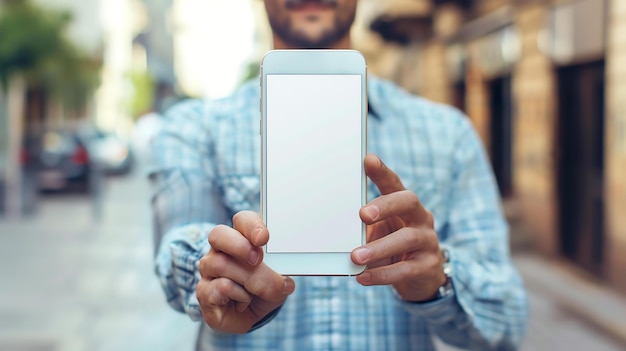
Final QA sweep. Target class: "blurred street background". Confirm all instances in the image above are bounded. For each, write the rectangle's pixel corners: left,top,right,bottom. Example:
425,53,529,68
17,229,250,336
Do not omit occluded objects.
1,0,626,350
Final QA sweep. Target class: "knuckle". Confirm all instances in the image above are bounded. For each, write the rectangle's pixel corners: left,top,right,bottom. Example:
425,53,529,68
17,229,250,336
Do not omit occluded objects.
208,225,227,246
214,277,234,296
196,281,228,330
209,252,229,277
402,262,418,280
233,211,252,227
374,268,389,284
423,228,439,248
406,191,420,207
249,280,273,299
392,173,403,186
209,279,230,302
377,241,390,259
208,232,218,248
402,228,420,248
196,279,210,305
429,250,443,269
232,211,243,225
198,255,210,275
391,263,414,284
248,275,281,300
424,210,435,228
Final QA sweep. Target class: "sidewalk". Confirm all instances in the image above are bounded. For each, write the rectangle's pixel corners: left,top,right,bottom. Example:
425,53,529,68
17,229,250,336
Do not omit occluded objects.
0,171,198,351
504,198,626,348
434,252,626,351
2,172,625,350
514,253,626,347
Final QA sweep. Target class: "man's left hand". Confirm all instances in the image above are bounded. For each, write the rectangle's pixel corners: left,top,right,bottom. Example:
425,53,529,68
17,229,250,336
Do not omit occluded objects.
351,154,447,302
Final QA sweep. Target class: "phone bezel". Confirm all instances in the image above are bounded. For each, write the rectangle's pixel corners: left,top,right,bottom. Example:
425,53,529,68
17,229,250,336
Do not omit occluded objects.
260,50,368,276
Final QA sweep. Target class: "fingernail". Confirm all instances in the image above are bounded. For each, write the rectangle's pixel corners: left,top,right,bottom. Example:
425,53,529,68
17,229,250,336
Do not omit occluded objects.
248,249,260,266
363,206,379,221
283,277,295,295
252,228,263,243
359,272,372,284
354,247,371,263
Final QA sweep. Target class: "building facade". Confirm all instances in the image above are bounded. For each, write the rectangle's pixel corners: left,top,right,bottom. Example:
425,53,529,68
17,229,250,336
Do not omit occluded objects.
364,0,626,294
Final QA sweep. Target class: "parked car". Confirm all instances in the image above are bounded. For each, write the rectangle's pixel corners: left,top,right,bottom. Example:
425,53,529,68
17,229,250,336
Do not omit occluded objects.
23,129,92,192
79,127,134,175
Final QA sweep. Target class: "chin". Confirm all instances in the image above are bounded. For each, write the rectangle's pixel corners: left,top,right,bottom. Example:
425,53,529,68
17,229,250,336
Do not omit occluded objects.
294,27,332,42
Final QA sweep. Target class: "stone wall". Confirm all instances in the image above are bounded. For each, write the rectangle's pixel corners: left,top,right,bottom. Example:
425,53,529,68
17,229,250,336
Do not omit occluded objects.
362,0,626,294
605,0,626,293
510,2,558,255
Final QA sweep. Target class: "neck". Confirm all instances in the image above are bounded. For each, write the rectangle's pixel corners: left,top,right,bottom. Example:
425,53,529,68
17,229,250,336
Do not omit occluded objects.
272,34,351,50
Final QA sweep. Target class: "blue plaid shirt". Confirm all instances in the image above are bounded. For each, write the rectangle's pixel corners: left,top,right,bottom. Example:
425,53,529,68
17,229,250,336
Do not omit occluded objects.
149,76,528,351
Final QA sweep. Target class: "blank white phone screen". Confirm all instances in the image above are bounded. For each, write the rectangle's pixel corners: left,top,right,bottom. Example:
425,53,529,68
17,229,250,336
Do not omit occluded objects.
266,74,362,253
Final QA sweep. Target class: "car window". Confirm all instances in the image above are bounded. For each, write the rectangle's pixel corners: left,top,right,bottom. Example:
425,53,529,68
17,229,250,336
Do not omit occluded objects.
42,132,77,154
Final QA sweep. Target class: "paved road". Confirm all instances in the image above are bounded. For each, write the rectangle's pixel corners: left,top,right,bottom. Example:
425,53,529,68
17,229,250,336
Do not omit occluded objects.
1,169,624,350
0,170,197,351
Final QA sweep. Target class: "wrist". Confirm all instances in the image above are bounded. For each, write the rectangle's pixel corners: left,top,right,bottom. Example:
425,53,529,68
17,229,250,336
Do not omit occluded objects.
404,247,454,303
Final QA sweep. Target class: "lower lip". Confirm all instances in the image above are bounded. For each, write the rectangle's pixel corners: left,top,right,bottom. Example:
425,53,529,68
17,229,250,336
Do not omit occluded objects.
290,3,332,12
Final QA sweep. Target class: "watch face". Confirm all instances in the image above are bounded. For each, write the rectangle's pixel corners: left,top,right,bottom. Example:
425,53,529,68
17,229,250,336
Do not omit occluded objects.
437,278,454,298
443,264,453,276
435,247,454,299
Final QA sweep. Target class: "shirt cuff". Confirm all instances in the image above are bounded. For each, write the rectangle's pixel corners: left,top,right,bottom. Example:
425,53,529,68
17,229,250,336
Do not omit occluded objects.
155,223,213,321
394,281,464,325
248,305,284,333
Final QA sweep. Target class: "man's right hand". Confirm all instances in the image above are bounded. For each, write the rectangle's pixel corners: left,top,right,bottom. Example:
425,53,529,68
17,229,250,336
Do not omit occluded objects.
197,211,296,334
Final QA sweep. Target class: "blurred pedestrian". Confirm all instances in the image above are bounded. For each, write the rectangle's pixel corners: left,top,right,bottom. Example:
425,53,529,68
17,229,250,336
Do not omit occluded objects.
133,109,163,165
149,1,528,350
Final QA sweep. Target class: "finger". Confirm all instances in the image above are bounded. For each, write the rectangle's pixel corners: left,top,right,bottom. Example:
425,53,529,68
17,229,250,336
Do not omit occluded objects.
352,227,430,265
356,261,413,286
200,277,253,309
245,267,295,302
209,225,263,266
364,153,405,195
196,278,256,333
359,190,433,228
232,211,269,247
199,252,293,302
199,251,254,281
356,259,430,287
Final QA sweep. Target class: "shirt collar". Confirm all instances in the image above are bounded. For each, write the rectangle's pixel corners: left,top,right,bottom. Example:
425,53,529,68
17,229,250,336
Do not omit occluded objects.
367,76,384,120
367,100,380,120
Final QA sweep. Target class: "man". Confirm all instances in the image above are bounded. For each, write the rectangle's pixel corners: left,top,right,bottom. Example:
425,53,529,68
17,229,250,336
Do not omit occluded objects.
150,0,528,350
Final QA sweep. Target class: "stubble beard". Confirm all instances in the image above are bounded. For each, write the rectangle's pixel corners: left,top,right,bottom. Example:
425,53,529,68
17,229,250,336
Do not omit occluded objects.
269,12,355,49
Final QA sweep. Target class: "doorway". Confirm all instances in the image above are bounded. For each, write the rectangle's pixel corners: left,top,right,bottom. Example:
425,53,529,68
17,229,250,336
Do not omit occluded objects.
453,80,466,113
557,61,605,275
489,76,514,198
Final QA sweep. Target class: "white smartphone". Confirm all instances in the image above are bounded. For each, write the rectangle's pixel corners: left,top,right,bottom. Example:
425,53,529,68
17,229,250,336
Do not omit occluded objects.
260,50,367,276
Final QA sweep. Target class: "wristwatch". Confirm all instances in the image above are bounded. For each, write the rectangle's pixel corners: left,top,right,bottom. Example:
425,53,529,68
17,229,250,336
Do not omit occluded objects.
436,247,454,299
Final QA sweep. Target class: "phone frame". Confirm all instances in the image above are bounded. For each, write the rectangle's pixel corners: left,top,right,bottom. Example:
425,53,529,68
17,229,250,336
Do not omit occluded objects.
260,50,368,276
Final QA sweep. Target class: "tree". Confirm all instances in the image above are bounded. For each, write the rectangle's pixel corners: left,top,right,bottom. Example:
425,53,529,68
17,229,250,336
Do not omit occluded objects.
0,0,101,119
